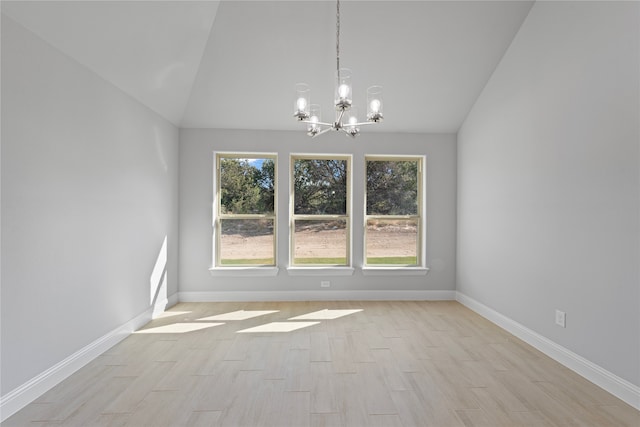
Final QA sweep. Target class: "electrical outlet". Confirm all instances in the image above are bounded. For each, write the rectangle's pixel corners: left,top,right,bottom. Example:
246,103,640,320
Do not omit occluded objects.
555,310,566,328
320,281,330,288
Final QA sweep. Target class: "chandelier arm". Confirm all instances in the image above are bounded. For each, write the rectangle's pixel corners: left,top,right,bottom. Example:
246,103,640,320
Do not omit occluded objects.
341,128,359,138
350,121,377,126
312,127,333,138
301,120,333,127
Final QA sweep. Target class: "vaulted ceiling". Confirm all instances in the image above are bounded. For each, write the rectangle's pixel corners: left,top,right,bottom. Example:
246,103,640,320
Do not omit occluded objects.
2,1,534,133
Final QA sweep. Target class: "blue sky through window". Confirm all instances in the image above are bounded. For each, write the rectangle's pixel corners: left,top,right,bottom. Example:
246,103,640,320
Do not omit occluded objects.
247,158,263,169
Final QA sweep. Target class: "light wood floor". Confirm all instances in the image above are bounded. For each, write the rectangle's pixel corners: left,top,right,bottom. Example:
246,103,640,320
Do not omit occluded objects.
3,301,639,426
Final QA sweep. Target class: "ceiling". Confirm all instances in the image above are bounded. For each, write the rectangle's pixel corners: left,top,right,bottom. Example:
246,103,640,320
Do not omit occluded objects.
2,1,534,133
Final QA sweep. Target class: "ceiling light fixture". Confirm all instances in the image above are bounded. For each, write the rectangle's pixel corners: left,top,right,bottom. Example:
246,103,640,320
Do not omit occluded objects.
293,0,383,138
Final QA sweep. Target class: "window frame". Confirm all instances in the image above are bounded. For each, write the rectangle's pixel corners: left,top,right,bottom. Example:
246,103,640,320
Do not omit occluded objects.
363,155,426,269
211,152,278,270
289,154,352,268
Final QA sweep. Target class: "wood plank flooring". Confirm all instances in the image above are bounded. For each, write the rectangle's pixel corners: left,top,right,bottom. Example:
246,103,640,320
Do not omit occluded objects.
3,301,639,426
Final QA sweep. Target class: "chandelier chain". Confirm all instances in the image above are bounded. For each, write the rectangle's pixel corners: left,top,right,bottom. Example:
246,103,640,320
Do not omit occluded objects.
336,0,340,75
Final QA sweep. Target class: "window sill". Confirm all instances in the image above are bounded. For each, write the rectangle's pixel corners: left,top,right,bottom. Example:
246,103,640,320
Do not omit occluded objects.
209,267,279,277
286,267,355,276
361,267,430,276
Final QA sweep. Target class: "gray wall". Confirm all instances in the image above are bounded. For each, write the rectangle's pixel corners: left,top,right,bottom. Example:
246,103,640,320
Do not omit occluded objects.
457,1,639,386
179,129,457,294
1,15,180,394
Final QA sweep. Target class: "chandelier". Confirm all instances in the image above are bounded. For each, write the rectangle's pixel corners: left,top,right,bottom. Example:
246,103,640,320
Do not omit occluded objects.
293,0,383,138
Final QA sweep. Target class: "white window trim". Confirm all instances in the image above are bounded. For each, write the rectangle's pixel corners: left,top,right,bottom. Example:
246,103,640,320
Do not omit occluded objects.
363,155,427,269
286,267,355,276
361,266,429,276
212,152,278,270
289,154,353,268
209,266,280,277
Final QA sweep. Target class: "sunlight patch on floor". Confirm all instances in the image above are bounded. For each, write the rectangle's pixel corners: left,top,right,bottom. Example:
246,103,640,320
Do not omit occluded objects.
237,322,320,333
153,311,192,319
135,323,224,334
198,310,279,321
288,309,363,320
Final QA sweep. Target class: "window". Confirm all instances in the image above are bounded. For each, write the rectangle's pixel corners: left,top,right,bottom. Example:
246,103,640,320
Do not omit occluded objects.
365,156,424,267
291,155,351,266
214,153,276,267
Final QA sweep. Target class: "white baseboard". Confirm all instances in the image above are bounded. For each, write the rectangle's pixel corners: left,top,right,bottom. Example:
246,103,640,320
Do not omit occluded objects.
0,307,154,422
456,292,640,410
178,289,456,302
167,292,179,308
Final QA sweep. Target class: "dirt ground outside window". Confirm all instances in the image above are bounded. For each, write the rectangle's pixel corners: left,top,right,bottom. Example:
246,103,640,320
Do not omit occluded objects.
220,223,417,260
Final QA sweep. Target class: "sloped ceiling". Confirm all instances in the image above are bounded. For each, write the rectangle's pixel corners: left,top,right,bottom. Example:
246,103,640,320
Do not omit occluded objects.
1,1,534,133
1,1,219,125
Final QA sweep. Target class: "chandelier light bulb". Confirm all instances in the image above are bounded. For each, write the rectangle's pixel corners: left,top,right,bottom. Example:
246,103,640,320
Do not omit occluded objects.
370,99,381,113
335,68,353,110
297,97,307,112
310,115,319,131
338,84,350,99
294,83,310,120
307,104,322,137
308,115,320,135
344,108,359,138
366,85,383,122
